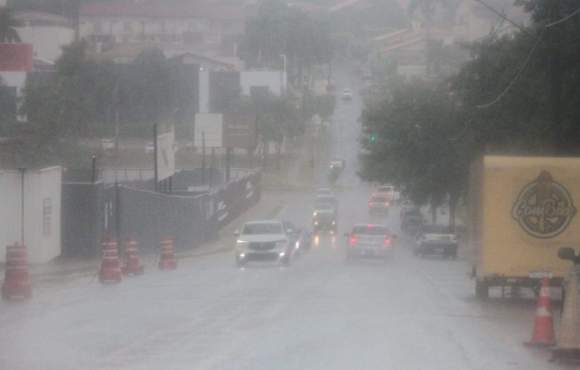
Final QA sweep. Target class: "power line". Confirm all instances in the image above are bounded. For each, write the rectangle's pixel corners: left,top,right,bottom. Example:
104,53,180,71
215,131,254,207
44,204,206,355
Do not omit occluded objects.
545,6,580,28
476,30,545,109
471,0,530,35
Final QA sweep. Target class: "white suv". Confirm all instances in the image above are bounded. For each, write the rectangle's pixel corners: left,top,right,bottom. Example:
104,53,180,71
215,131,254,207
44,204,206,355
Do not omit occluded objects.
234,220,291,267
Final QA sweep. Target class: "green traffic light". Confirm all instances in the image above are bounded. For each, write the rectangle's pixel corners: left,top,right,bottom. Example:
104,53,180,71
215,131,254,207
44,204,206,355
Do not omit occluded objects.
370,133,377,144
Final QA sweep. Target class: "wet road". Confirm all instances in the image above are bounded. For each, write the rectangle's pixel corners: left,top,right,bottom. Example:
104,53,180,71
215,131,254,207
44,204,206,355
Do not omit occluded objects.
0,71,566,370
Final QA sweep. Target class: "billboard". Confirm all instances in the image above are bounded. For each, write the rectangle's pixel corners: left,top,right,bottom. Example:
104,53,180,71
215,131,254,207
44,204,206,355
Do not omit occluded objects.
223,112,257,149
0,43,33,71
195,113,223,148
157,126,175,181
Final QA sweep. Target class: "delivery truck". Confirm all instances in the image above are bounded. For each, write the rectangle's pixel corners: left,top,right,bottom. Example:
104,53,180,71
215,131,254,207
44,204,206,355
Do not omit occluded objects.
469,156,580,299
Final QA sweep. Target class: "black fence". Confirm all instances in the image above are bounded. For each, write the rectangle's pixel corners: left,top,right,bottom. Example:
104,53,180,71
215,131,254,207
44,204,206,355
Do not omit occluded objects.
61,169,261,257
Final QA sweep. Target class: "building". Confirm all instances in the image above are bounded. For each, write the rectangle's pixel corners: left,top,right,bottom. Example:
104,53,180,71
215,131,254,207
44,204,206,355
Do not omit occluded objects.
373,0,527,80
79,0,250,59
15,11,74,63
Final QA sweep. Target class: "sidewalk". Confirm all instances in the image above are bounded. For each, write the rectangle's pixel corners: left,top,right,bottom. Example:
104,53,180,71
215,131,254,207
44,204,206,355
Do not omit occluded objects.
0,192,285,285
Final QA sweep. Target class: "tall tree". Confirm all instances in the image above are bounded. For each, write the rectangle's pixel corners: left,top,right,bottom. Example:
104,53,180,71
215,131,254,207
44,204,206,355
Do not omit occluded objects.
0,7,22,43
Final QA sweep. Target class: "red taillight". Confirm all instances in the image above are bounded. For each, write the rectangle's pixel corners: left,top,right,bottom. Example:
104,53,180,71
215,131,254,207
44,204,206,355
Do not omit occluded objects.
349,235,358,246
383,237,392,247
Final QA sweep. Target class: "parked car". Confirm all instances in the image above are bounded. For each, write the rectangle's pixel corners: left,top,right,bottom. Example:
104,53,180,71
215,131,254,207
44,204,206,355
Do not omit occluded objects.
414,224,458,259
234,220,293,267
345,224,396,261
401,209,424,235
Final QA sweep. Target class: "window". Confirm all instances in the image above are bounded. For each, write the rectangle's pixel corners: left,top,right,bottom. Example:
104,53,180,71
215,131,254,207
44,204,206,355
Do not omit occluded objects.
42,198,52,236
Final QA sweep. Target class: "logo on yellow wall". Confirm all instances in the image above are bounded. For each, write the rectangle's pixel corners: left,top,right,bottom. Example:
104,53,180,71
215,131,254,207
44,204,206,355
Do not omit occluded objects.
512,171,577,239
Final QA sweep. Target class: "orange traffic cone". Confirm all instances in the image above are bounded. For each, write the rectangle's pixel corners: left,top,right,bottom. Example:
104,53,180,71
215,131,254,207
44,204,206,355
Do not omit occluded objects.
1,243,32,300
525,277,555,347
122,238,144,276
99,239,122,284
158,237,177,270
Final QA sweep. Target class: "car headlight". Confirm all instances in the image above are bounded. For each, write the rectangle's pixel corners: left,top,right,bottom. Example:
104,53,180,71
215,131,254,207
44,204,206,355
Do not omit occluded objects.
236,240,249,247
313,211,318,217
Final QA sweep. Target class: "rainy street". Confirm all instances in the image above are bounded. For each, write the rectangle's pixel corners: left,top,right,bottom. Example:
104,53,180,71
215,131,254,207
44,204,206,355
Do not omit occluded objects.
0,72,568,370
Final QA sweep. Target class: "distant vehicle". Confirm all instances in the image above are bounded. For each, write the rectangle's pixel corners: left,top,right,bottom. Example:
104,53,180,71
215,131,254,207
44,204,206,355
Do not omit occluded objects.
315,194,338,215
312,203,337,234
145,142,155,154
401,209,423,235
316,187,333,197
329,158,346,171
341,88,353,100
345,224,395,261
368,194,390,215
414,224,458,259
373,185,394,202
400,200,417,219
101,138,115,153
234,220,292,267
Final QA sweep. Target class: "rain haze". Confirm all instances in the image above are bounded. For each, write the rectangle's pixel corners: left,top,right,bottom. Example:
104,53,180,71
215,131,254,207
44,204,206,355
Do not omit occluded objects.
2,0,580,369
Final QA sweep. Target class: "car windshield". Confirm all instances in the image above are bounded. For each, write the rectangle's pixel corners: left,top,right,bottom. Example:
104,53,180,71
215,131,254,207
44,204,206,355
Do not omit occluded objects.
352,225,389,235
422,225,454,234
314,202,334,211
371,196,387,203
242,223,283,235
377,186,393,192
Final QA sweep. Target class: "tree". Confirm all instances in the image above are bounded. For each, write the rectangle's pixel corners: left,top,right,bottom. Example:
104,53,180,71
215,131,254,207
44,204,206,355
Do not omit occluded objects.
0,7,22,43
238,0,334,85
359,80,470,227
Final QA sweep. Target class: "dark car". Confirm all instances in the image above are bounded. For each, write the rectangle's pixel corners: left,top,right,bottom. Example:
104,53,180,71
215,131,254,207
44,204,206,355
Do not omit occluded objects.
413,224,458,259
312,206,337,234
401,208,423,235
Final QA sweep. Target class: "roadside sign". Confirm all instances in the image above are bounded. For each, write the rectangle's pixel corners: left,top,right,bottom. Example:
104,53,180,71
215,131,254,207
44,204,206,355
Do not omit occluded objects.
223,112,257,149
194,113,223,148
157,126,175,181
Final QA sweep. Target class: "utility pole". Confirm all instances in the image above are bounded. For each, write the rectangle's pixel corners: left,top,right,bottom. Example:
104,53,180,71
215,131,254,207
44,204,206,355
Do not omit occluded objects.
18,168,25,244
153,124,158,192
201,131,206,185
73,0,81,43
549,0,563,150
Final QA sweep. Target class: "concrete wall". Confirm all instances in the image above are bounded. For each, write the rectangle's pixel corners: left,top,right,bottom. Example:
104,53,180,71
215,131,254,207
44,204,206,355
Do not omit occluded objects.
0,167,62,263
240,70,286,96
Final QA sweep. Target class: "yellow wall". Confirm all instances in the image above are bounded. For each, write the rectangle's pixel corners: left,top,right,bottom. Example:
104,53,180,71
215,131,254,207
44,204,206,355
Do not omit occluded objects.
478,156,580,278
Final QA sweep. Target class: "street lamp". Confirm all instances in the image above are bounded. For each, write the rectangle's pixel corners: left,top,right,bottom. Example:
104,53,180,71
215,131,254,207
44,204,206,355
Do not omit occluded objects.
280,54,287,94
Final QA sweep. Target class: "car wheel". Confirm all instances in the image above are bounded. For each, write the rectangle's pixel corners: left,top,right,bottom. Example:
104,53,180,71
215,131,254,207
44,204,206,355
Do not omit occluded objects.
236,255,246,267
475,280,489,300
281,255,291,266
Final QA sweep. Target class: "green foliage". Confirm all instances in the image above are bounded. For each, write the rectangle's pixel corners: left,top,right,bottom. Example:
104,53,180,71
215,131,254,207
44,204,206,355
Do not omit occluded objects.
314,94,336,122
0,6,22,42
360,0,580,225
20,42,180,166
238,0,333,82
359,80,470,225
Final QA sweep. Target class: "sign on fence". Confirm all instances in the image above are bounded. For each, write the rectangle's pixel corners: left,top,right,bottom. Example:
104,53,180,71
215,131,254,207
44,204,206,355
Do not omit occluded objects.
223,112,257,149
195,113,223,148
157,126,175,181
